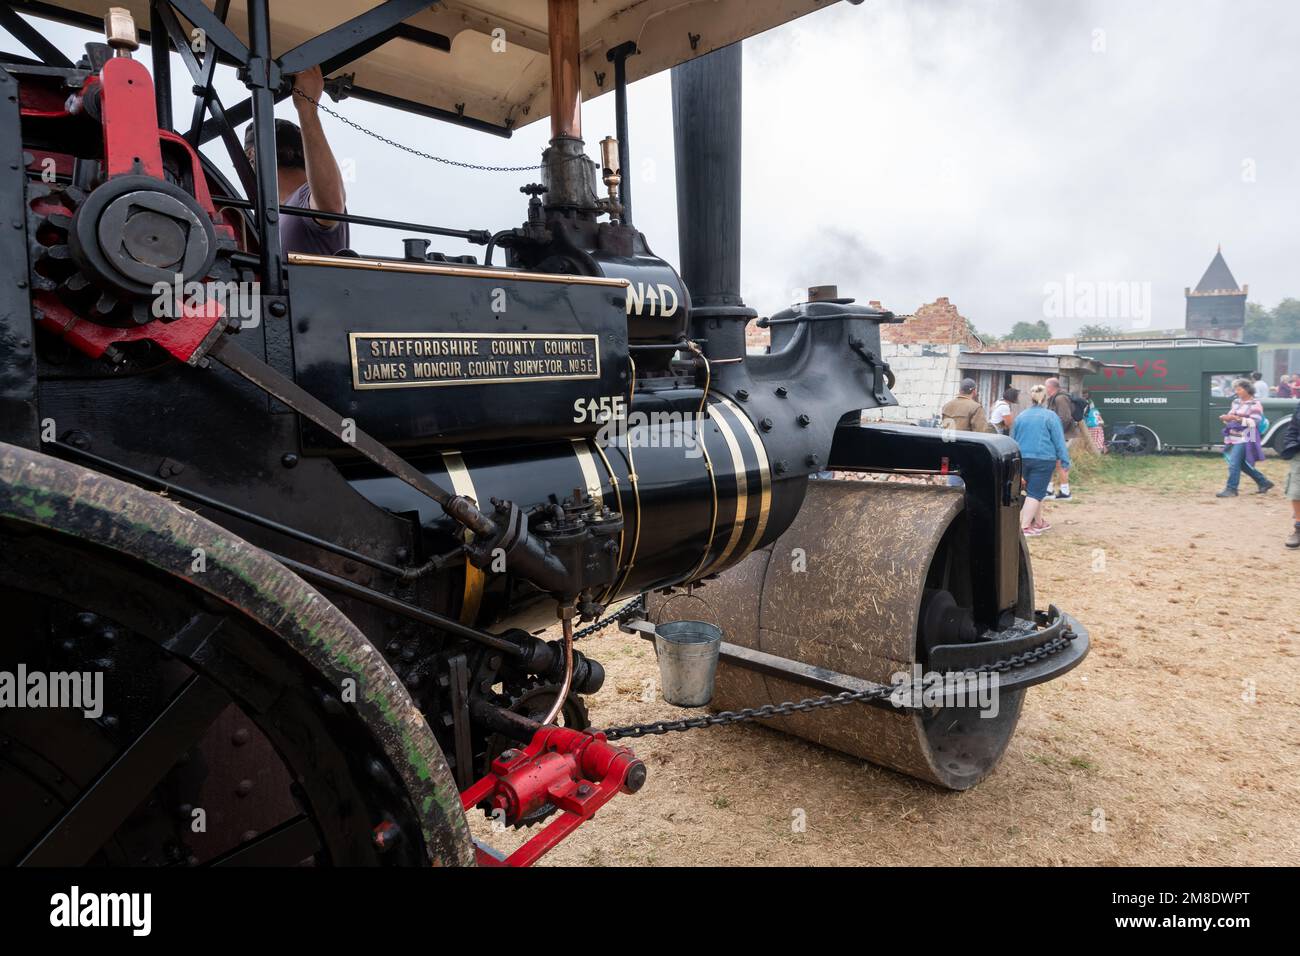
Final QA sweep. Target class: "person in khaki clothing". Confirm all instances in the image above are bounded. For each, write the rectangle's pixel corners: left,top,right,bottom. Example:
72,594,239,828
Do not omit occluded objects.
941,379,995,433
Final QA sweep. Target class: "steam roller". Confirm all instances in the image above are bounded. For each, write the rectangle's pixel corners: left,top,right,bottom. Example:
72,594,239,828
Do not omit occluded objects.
0,0,1091,867
651,479,1042,790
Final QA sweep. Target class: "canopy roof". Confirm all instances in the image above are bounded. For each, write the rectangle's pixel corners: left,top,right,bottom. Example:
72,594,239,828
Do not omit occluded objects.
24,1,837,133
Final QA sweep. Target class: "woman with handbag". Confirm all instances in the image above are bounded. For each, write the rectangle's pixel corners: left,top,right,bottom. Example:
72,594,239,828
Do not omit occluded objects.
1216,379,1274,498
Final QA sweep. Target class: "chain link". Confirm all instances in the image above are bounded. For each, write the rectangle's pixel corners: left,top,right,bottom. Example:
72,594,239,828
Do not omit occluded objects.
292,89,543,173
528,594,1077,741
575,594,646,640
598,627,1078,740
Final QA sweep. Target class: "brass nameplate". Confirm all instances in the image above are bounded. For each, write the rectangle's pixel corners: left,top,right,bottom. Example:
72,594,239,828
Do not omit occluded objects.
349,332,601,390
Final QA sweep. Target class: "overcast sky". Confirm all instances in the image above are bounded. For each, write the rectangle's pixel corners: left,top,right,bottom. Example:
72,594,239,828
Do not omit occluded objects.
7,0,1299,335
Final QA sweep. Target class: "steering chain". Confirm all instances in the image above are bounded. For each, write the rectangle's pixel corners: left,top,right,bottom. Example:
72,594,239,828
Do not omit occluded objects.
575,598,1079,741
292,89,543,172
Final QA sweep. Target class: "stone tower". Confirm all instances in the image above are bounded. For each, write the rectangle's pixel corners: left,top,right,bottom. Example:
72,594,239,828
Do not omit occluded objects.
1185,247,1246,341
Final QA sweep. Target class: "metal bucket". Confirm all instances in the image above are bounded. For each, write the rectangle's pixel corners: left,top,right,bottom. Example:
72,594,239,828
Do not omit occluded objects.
654,620,722,708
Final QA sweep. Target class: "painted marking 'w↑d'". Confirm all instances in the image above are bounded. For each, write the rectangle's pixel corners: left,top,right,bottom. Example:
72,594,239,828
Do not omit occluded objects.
626,282,679,317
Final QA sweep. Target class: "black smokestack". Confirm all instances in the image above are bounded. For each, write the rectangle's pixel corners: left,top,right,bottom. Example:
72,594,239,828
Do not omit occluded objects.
672,43,755,359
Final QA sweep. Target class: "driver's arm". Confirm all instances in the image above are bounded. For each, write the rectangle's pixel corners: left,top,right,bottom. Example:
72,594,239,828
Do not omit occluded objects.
292,67,346,226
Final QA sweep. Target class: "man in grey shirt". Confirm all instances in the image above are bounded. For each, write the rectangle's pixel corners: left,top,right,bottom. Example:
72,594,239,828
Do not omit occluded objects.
243,66,349,255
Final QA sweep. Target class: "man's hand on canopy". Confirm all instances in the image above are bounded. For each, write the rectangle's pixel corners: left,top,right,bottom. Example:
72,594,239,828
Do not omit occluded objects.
292,65,325,107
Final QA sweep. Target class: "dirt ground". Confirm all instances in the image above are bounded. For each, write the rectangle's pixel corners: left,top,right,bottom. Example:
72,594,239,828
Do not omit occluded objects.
474,453,1299,866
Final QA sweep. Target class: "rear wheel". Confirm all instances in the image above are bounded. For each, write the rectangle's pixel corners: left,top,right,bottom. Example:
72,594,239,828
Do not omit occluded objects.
1112,424,1159,454
0,441,472,866
1,527,430,865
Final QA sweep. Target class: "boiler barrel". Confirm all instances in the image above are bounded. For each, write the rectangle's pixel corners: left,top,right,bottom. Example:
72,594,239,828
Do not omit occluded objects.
348,395,808,632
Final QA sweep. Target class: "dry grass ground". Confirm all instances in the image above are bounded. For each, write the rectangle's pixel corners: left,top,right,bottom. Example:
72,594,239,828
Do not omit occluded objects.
473,452,1299,866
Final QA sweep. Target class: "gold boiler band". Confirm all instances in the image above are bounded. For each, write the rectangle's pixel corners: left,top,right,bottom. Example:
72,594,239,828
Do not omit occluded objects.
700,401,750,577
684,343,718,582
441,450,485,625
711,394,773,565
589,439,626,605
570,438,604,508
608,356,641,601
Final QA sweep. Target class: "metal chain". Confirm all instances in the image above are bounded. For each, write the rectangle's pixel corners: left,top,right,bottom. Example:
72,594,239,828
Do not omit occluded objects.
291,89,543,172
599,627,1078,740
575,594,646,640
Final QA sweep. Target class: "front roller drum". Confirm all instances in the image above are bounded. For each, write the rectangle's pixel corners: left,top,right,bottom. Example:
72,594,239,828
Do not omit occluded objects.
652,480,1036,790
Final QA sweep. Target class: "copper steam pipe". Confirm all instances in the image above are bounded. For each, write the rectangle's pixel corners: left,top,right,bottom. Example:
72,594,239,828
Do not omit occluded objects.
547,0,582,140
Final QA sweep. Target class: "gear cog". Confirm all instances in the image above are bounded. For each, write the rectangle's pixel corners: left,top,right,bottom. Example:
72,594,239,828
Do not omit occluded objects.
27,176,229,330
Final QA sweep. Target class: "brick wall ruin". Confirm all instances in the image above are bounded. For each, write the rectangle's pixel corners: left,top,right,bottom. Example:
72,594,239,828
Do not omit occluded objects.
867,297,981,423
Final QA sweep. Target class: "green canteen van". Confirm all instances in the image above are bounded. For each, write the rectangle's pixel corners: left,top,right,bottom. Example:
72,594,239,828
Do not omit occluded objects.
1077,338,1298,453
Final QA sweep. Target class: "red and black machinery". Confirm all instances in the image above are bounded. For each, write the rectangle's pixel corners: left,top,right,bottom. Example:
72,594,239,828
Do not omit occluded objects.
0,0,1087,867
